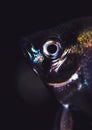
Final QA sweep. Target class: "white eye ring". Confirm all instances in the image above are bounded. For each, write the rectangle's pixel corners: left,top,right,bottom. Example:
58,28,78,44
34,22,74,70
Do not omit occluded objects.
43,40,61,59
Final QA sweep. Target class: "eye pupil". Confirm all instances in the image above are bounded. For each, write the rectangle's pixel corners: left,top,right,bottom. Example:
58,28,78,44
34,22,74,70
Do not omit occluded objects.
43,40,62,59
47,44,57,54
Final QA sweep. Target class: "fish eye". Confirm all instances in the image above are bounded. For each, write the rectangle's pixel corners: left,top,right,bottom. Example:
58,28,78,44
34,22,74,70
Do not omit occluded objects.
43,40,62,59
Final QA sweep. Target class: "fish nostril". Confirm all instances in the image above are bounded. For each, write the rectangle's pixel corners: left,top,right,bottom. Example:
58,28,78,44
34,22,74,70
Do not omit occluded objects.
47,44,57,54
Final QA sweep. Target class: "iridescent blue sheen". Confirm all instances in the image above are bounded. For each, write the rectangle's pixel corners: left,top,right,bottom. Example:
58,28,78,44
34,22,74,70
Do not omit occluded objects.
27,46,44,64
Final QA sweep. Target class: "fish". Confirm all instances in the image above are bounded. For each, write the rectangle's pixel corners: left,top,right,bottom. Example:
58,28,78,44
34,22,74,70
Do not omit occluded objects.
20,17,92,130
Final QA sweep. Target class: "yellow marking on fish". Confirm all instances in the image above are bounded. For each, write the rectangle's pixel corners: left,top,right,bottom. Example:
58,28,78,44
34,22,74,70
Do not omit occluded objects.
77,30,92,48
70,45,83,54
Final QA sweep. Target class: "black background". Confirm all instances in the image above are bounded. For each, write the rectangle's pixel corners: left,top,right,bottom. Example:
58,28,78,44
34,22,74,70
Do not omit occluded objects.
1,1,92,130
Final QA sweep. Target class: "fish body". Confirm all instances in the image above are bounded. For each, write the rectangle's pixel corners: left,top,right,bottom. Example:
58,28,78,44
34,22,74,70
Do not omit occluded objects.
20,17,92,105
20,17,92,130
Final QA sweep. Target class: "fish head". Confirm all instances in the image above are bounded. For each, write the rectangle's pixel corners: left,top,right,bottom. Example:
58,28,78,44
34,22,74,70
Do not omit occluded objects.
20,17,92,104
